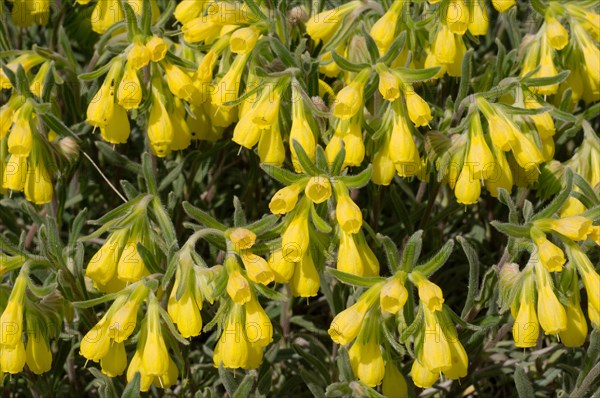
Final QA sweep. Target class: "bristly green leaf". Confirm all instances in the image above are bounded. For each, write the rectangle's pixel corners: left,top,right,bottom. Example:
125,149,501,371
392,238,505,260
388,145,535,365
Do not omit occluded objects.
329,141,346,176
292,139,322,176
497,188,519,224
531,168,573,221
514,367,535,398
458,236,480,318
232,373,255,398
522,70,569,89
330,50,370,73
338,165,373,189
233,196,247,227
218,365,240,397
490,221,531,238
378,234,401,274
326,268,385,287
136,243,162,274
378,31,406,65
141,0,152,36
121,372,141,398
315,146,329,172
182,202,227,231
412,239,455,276
122,2,141,42
310,203,332,233
455,49,473,112
361,26,380,64
260,163,305,185
395,66,442,83
141,152,157,195
245,214,280,235
400,230,423,271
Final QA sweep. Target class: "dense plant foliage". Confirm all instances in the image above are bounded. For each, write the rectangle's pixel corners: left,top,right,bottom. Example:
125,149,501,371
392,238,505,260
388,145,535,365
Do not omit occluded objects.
0,0,599,397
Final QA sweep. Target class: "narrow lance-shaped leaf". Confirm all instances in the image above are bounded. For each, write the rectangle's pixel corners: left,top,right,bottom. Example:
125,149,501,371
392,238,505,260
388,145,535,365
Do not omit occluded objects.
182,202,227,231
400,230,423,271
531,168,573,221
377,234,401,274
338,165,373,189
326,268,385,287
412,239,455,276
458,236,480,318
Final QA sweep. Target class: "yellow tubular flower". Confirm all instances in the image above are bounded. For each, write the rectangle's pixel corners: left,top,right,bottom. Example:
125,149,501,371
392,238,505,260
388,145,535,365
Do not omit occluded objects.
0,273,27,347
241,252,275,285
290,251,320,297
101,104,131,145
162,62,200,104
127,42,151,70
468,0,489,36
141,299,170,378
530,227,565,272
411,359,439,389
405,88,433,127
328,285,381,345
306,1,361,43
244,296,273,347
269,183,303,215
230,26,261,54
227,228,257,250
492,0,516,12
168,99,192,151
342,118,366,167
372,137,395,186
337,230,368,276
511,131,544,171
117,65,142,110
148,84,174,157
1,341,26,374
86,231,125,286
214,305,250,369
483,148,514,197
447,0,469,35
389,113,419,173
465,112,494,179
443,336,469,379
290,99,316,171
145,36,168,62
257,125,285,166
116,236,150,283
531,39,559,95
378,69,401,102
535,216,593,241
268,248,296,283
446,34,467,77
545,17,568,50
225,257,252,305
90,0,124,34
559,197,586,218
80,315,113,362
566,243,600,327
356,232,380,277
380,274,408,314
413,274,444,312
100,341,127,377
282,204,310,262
174,0,205,24
424,48,447,78
8,118,33,156
173,288,203,339
245,343,265,370
25,335,52,375
349,328,385,387
560,301,588,347
382,361,408,398
24,155,53,205
334,185,363,235
305,176,332,204
109,284,148,343
370,0,404,53
127,348,154,391
332,69,370,120
455,165,481,205
535,264,567,335
182,18,221,43
434,24,456,64
512,291,539,348
422,306,452,373
233,111,263,149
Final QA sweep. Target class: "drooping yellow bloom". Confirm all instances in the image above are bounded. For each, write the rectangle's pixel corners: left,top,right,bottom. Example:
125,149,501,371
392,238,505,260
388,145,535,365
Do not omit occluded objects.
389,112,420,177
492,0,515,12
455,165,481,205
100,341,127,377
377,68,401,102
349,326,385,387
328,286,381,345
411,359,439,389
446,0,469,35
446,34,467,77
282,205,310,263
534,216,593,241
244,296,273,347
117,65,142,110
1,340,26,374
213,305,250,369
225,256,252,305
91,0,125,34
334,184,362,234
108,284,149,343
230,26,261,54
382,361,408,397
305,176,332,204
290,251,320,297
559,197,586,218
267,248,296,283
0,272,27,347
372,138,396,185
405,88,432,127
162,62,200,105
306,1,361,43
269,183,303,215
370,0,404,53
483,148,513,198
127,42,151,70
24,152,53,205
465,112,494,180
421,306,452,373
545,16,569,50
332,69,370,120
145,36,168,62
566,243,600,328
257,124,285,166
29,61,52,97
413,274,444,312
241,252,275,285
8,115,33,156
512,293,539,348
168,99,192,151
141,299,170,377
148,81,175,157
530,227,565,272
87,60,122,128
86,230,126,286
380,274,408,314
434,24,456,64
468,0,489,36
534,264,566,335
174,0,205,24
100,103,130,145
227,228,257,250
25,334,52,375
